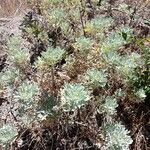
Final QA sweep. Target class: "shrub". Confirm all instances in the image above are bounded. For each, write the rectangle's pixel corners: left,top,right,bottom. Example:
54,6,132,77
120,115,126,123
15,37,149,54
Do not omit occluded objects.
2,0,150,149
85,68,107,88
103,122,133,150
85,17,113,36
36,46,65,70
0,68,20,86
74,36,93,57
102,51,122,66
117,52,143,79
60,83,91,111
15,81,39,104
134,88,146,103
0,125,17,148
7,36,30,66
101,32,125,53
48,8,66,26
100,96,118,116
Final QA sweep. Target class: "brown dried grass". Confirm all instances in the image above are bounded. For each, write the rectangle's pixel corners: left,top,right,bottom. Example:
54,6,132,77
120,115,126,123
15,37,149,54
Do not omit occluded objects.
0,0,29,17
1,0,149,18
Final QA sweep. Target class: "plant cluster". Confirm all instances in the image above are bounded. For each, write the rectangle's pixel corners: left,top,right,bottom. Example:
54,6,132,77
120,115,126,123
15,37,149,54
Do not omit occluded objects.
0,0,149,149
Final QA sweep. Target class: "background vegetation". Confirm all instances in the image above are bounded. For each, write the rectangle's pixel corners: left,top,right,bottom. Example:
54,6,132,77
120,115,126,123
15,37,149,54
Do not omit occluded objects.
0,0,150,149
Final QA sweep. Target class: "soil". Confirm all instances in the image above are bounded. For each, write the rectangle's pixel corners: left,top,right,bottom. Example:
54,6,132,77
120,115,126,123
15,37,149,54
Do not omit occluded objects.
0,16,23,72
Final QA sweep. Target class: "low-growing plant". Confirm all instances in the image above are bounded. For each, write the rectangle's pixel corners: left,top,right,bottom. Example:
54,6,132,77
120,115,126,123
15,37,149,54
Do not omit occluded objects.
84,17,113,36
103,122,133,150
102,51,122,66
60,83,91,111
101,32,125,53
0,125,17,148
120,26,133,41
7,36,30,66
0,68,20,86
74,36,93,58
100,96,118,116
15,81,39,104
117,52,143,80
36,46,65,70
1,0,149,149
48,8,66,26
85,68,107,88
135,88,146,102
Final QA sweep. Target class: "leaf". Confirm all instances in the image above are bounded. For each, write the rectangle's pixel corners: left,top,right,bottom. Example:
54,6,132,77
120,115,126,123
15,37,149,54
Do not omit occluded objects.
37,93,58,121
122,32,127,40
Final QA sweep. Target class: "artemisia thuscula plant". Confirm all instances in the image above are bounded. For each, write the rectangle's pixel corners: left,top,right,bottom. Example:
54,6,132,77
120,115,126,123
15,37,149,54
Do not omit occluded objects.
0,0,149,149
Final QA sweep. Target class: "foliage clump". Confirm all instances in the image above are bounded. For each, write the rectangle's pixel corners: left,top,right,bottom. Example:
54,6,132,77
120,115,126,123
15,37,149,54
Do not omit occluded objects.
85,17,113,36
7,36,30,65
101,96,118,116
75,36,93,57
36,46,65,70
104,122,133,150
60,83,90,111
85,68,107,88
0,68,20,86
0,125,17,148
15,81,39,104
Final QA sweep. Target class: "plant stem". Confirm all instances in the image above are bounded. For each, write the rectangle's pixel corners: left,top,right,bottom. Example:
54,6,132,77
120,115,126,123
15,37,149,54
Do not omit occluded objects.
79,0,86,37
51,67,55,96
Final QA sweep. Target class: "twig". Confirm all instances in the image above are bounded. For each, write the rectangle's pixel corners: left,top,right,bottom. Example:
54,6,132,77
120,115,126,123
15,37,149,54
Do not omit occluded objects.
51,67,56,96
79,0,86,37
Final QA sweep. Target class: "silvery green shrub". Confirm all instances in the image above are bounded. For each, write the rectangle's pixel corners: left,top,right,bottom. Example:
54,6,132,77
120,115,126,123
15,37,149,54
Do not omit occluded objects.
13,81,40,125
120,26,133,41
49,8,66,25
104,122,133,150
36,47,65,70
117,52,143,79
135,88,146,102
15,81,39,104
61,21,70,35
0,125,17,148
0,68,20,86
114,88,125,98
102,51,122,66
85,68,107,88
101,33,125,53
101,96,118,116
60,83,91,111
7,36,30,65
85,17,113,35
75,36,93,57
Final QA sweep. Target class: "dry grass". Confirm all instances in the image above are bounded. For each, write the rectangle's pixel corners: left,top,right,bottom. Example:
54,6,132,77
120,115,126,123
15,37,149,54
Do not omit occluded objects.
0,0,28,17
0,0,149,18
